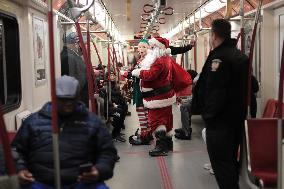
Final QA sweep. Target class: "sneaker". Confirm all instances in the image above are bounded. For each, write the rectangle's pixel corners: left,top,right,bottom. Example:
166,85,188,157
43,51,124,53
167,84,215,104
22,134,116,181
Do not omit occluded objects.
203,163,212,170
174,131,191,140
115,155,120,162
174,128,184,134
129,134,152,145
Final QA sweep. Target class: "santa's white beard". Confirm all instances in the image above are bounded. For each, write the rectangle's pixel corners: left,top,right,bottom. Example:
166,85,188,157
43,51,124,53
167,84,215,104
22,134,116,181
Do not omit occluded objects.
140,47,166,70
140,49,157,70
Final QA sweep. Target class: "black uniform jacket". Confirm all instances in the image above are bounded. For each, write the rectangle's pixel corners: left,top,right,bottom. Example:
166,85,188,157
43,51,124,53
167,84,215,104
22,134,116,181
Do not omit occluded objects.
192,39,248,125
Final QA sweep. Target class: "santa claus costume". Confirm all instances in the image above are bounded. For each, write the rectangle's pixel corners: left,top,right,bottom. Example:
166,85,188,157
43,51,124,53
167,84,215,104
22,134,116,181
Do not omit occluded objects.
132,37,176,156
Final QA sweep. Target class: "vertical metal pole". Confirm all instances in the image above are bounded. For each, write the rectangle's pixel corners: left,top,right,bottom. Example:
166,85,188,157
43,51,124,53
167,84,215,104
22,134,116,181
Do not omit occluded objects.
75,22,96,113
122,45,125,66
199,0,202,29
92,40,103,65
276,40,284,189
240,0,245,53
47,1,61,189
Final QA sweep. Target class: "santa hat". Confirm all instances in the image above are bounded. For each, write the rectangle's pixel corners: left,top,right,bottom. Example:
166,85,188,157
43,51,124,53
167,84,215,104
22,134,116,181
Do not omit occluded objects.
148,37,171,55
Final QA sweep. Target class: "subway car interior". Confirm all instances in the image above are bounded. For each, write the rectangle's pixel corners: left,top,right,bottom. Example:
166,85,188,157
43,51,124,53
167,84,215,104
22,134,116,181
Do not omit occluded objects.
0,0,284,189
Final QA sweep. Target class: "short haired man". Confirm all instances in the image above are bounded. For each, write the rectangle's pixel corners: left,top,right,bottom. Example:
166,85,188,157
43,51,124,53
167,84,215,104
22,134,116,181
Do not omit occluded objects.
12,76,117,189
192,19,248,189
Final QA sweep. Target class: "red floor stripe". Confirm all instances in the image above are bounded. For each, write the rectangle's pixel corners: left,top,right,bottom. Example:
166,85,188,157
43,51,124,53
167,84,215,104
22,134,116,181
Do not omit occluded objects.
157,157,168,189
157,156,174,189
160,157,173,189
158,157,169,189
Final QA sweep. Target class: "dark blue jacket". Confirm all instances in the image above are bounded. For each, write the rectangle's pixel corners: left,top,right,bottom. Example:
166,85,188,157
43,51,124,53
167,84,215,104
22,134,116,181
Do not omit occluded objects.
12,102,117,186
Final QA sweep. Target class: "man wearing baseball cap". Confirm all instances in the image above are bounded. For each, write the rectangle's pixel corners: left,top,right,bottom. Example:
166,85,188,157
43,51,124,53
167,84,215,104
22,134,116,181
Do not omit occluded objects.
61,32,88,106
12,76,117,189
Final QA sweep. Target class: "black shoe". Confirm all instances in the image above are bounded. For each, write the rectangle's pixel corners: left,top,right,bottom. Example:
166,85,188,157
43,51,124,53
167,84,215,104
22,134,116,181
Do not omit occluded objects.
149,130,169,157
174,130,191,140
174,128,184,134
129,134,153,145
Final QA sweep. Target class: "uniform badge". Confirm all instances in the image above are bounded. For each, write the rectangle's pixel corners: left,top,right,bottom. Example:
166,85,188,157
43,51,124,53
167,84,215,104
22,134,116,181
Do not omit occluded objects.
211,59,222,71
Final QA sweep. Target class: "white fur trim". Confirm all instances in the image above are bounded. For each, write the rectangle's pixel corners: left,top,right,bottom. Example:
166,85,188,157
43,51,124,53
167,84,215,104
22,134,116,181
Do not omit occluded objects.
165,48,171,55
166,131,173,137
140,50,157,70
143,94,176,109
141,87,154,92
155,125,167,132
149,38,165,49
132,68,141,77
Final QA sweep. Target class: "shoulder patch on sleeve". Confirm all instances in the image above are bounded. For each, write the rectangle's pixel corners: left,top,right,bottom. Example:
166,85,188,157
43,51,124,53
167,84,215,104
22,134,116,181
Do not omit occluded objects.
211,59,222,71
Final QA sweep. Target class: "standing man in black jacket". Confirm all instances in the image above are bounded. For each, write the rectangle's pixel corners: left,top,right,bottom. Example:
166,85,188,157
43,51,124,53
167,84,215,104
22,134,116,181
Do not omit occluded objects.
61,32,88,106
192,19,248,189
12,76,117,189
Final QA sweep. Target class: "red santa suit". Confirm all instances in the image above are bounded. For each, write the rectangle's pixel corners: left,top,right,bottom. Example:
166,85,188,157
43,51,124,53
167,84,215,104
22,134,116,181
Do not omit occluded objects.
132,37,176,134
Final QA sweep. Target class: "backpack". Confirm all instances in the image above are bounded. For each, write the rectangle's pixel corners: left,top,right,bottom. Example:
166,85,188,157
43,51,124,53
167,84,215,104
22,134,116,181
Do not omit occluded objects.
168,57,192,92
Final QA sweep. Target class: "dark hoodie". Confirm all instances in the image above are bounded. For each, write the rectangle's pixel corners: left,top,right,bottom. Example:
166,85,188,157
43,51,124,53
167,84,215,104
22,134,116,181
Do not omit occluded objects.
192,38,248,125
12,102,117,186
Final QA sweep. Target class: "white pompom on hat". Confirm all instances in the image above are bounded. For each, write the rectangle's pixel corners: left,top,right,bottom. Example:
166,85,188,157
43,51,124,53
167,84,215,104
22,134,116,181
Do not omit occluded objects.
149,37,169,48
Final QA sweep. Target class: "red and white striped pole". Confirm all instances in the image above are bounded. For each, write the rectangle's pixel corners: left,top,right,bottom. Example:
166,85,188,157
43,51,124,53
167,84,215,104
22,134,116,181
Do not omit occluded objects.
47,0,61,188
0,106,16,176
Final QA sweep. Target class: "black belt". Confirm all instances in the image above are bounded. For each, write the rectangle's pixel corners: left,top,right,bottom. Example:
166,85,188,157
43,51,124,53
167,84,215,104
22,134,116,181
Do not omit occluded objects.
142,84,172,98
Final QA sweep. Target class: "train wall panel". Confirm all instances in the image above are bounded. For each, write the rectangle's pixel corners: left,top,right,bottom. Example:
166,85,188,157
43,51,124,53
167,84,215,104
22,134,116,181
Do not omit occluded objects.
260,9,277,115
0,0,62,131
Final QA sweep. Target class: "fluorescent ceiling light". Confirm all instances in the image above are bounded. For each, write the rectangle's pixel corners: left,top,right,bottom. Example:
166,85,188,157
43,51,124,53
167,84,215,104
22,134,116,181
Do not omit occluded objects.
162,0,226,39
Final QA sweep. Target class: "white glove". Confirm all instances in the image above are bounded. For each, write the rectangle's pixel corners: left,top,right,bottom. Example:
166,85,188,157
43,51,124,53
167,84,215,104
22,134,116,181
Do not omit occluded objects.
132,69,142,78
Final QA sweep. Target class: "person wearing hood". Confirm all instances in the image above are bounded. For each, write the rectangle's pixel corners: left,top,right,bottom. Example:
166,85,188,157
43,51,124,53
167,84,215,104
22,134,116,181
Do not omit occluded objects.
192,19,248,189
12,76,117,189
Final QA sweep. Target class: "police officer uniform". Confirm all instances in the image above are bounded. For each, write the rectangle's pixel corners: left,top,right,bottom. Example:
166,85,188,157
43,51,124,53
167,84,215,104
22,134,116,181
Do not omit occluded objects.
192,38,248,189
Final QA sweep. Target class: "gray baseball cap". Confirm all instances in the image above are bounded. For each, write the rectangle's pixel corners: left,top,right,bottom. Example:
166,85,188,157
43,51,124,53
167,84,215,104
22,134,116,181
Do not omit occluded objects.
64,32,79,44
56,76,79,99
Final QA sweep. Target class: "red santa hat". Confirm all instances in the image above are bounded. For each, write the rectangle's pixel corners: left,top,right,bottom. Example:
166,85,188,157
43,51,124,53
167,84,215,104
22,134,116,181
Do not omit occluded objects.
149,37,172,55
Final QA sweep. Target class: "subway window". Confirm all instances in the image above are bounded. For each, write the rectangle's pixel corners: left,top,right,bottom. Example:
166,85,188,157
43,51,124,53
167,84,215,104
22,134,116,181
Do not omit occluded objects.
0,13,21,113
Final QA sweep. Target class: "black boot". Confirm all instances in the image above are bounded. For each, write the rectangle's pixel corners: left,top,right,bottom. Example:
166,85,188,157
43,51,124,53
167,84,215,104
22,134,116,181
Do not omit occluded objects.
149,130,169,157
166,136,173,152
174,128,192,140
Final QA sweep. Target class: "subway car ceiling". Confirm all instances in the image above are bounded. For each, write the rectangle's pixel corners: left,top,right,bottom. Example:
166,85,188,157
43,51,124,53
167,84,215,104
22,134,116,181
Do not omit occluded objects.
11,0,276,44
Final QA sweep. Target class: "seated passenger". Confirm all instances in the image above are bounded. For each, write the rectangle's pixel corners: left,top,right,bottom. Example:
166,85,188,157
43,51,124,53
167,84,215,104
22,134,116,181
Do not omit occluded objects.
99,72,127,142
175,70,198,140
12,76,117,189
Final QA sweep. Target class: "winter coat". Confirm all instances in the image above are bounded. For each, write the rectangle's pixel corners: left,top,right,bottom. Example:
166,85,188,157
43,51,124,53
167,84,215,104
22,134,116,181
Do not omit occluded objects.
192,38,248,125
61,46,87,90
12,102,117,186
